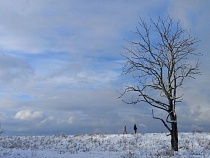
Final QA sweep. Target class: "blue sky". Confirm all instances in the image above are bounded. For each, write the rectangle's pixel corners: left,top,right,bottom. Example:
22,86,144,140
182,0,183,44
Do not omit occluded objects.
0,0,210,135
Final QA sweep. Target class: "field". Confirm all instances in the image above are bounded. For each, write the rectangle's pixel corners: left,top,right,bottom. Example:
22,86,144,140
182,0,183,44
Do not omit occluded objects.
0,133,210,158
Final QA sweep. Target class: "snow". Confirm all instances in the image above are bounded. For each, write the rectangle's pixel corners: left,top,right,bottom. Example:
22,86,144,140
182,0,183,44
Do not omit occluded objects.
0,132,210,157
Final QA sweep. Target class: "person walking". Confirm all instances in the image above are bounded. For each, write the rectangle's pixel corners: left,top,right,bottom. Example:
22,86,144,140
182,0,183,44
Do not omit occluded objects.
123,125,127,134
134,124,137,134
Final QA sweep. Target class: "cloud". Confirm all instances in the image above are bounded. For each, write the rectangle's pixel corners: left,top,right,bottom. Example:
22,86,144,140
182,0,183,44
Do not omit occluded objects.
15,110,44,121
0,0,167,54
0,53,34,84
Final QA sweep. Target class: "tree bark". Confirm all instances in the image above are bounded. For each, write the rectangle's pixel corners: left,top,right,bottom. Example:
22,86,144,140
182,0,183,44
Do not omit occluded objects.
170,115,178,151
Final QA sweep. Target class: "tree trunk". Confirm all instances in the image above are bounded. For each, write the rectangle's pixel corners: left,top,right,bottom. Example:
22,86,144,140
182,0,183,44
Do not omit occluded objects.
171,122,178,151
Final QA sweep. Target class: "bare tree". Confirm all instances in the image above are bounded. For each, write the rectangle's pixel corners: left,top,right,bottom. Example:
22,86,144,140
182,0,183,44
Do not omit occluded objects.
120,16,201,151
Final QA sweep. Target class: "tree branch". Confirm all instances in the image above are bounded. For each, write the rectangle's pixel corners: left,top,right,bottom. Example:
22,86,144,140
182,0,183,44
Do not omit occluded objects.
152,109,171,132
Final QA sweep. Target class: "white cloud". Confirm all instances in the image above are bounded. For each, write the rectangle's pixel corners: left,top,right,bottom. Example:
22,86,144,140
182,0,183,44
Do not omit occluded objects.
15,110,44,121
67,116,74,124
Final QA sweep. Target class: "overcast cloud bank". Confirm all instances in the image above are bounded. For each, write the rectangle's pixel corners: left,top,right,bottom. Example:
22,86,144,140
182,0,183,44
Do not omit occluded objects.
0,0,209,135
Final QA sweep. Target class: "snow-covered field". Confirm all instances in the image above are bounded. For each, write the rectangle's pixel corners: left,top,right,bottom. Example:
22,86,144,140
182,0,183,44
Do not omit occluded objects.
0,132,210,158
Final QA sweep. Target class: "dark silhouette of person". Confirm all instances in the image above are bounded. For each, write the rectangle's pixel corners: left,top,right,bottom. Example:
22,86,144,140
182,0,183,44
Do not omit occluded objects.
134,124,137,134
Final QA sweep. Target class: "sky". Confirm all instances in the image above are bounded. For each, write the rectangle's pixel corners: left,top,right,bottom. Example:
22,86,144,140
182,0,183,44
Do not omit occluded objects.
0,0,209,135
